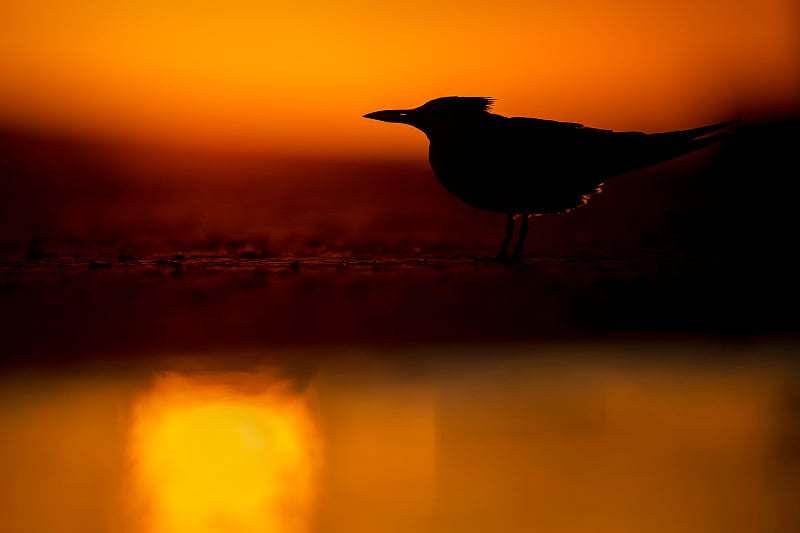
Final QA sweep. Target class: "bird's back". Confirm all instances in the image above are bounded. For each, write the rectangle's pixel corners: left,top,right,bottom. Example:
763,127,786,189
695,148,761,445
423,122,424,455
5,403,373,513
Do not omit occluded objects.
427,113,738,214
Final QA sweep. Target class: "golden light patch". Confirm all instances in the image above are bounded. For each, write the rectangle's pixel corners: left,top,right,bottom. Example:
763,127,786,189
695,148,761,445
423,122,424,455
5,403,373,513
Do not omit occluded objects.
128,371,319,533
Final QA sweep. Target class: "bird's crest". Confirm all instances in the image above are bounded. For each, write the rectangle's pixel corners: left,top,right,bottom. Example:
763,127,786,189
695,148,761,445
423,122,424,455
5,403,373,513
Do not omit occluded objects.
420,96,495,113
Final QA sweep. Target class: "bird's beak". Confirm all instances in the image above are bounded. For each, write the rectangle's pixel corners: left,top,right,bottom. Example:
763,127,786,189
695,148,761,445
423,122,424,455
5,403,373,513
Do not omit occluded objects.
363,109,412,124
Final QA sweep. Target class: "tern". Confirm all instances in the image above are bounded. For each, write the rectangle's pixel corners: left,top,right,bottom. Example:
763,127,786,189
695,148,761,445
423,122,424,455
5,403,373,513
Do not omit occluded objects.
364,96,739,260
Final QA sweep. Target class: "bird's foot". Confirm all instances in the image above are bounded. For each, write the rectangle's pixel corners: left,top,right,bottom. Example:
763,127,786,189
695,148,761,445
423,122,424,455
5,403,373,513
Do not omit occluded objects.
473,254,513,264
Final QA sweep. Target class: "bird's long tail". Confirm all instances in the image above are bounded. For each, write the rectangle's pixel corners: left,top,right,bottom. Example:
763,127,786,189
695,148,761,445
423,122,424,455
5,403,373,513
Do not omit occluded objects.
653,118,741,155
663,119,742,140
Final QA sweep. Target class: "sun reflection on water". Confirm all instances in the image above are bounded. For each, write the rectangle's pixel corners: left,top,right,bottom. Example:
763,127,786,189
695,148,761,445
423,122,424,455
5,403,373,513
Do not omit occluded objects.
0,344,798,533
128,371,319,533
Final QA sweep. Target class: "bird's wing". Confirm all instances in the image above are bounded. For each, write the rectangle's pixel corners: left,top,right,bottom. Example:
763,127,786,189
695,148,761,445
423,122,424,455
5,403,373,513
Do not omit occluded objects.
503,116,633,146
507,116,587,133
483,115,739,188
504,115,740,145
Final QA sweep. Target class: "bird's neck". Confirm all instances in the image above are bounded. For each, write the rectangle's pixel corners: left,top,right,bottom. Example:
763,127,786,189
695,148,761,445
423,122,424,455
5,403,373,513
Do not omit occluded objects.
415,113,492,144
418,124,474,145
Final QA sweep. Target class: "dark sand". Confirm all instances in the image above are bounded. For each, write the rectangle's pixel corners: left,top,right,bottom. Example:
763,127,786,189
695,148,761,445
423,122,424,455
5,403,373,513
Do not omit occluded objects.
2,247,795,365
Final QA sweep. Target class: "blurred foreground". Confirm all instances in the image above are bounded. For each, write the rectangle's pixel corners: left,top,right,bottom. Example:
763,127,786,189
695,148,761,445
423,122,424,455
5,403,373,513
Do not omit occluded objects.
1,345,799,533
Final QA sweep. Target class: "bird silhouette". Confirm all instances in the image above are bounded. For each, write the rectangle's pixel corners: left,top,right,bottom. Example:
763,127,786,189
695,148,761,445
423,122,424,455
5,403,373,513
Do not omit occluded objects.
364,96,740,260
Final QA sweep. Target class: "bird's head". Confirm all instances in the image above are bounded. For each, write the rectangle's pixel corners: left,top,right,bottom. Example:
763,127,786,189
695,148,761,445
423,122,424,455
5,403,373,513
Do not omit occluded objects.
364,96,495,138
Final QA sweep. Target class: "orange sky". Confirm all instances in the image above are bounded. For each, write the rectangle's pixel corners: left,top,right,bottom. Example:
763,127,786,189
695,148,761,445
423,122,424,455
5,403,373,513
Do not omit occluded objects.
1,1,798,156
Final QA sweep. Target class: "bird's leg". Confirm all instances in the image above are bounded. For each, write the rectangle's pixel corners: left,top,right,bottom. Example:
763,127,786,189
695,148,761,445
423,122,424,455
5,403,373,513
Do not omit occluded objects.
495,213,515,260
511,214,529,260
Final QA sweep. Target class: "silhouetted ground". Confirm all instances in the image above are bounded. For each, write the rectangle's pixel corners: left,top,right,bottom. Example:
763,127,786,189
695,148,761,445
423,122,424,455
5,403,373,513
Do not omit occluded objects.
1,118,799,366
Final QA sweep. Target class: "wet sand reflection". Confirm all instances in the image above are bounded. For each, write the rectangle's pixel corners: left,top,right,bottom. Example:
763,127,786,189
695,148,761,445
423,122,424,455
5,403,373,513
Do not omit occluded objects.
0,343,798,533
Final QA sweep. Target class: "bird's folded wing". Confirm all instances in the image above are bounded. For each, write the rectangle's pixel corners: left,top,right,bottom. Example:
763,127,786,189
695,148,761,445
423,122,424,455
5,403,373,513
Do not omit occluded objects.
508,116,586,131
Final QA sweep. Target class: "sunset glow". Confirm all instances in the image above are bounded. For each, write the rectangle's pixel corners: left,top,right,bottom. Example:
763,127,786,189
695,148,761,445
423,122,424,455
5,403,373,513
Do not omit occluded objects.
1,1,797,155
129,372,319,533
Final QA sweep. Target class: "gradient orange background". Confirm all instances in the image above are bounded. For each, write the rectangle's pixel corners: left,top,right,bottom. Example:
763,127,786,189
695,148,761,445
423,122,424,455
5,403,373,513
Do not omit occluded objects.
1,1,798,157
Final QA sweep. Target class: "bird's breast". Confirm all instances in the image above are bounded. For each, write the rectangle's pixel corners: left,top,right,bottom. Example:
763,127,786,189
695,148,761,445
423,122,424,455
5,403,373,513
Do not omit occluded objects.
427,138,604,215
428,142,519,213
